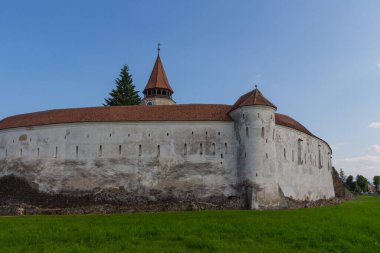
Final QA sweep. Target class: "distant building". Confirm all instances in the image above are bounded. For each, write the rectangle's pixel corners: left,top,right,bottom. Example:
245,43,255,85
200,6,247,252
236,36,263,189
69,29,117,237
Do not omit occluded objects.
0,50,335,209
368,183,376,193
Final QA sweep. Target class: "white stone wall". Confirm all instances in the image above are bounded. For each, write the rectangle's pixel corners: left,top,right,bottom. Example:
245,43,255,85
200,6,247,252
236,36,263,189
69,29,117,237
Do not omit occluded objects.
275,125,335,201
0,113,335,208
0,121,239,200
229,106,283,209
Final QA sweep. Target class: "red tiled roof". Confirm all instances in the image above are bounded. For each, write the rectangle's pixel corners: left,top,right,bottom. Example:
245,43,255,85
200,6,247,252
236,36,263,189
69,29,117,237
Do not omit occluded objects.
275,113,313,136
0,105,329,148
230,88,277,111
144,55,173,93
0,105,232,130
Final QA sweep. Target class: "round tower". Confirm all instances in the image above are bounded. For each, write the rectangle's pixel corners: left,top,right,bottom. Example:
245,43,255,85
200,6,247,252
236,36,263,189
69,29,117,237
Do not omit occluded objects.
141,46,176,106
229,87,285,209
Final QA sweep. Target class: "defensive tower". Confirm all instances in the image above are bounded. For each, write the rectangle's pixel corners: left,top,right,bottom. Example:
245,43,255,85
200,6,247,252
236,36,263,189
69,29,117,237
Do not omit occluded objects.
229,86,285,209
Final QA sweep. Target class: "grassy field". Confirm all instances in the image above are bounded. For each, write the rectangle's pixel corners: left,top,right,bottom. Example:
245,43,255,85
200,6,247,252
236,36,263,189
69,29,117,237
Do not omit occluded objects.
0,196,379,253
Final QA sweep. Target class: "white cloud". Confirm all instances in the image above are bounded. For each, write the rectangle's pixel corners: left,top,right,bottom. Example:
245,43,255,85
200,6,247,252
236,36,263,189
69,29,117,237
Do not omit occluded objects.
335,155,380,180
369,144,380,153
342,155,380,163
369,122,380,128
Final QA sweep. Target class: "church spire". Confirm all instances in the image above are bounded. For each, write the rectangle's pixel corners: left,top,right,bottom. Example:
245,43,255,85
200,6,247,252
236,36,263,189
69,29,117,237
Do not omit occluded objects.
141,46,175,106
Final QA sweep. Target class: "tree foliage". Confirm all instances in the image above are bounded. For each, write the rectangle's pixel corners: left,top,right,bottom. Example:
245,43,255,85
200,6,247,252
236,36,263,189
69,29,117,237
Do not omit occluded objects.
344,174,371,193
339,168,346,183
346,175,355,191
104,65,141,106
373,176,380,191
356,175,369,192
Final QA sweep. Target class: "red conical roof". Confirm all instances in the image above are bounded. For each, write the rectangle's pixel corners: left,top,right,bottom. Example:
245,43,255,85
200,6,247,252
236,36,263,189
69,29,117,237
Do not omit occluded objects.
143,55,173,93
230,88,277,112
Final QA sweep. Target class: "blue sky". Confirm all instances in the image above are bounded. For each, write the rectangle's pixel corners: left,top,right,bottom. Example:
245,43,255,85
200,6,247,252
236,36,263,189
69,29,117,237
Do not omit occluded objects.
0,0,379,180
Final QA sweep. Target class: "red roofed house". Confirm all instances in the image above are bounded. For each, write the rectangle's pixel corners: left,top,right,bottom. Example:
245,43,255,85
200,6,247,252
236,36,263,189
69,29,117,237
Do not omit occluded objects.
0,50,335,210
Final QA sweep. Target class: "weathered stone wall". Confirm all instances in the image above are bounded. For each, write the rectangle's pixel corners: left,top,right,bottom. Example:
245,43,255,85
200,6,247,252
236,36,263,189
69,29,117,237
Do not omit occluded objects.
0,122,239,205
0,114,335,210
331,167,353,199
275,125,335,201
230,105,285,209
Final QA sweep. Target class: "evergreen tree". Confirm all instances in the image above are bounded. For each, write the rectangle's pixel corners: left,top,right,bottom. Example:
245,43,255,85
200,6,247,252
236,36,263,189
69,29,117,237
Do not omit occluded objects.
104,65,141,106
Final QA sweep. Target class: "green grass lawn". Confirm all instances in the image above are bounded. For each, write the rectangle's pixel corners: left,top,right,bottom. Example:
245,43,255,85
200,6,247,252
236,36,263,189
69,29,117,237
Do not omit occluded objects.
0,196,379,253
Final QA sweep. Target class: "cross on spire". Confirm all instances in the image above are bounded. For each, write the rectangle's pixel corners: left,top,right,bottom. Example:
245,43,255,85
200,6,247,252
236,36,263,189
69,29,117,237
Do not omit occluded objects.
255,84,258,90
157,42,161,55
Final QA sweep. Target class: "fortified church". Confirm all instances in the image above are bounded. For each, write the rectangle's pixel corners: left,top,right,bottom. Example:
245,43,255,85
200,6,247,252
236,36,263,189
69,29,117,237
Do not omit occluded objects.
0,50,335,210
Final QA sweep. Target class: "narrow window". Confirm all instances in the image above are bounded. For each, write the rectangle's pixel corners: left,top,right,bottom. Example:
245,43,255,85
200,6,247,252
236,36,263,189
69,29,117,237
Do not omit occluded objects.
257,113,260,118
119,145,122,155
292,150,294,162
139,145,142,156
37,147,40,158
200,143,203,155
55,146,58,158
76,146,78,157
191,131,194,135
109,133,112,137
221,154,223,159
212,143,215,155
224,143,228,154
5,149,7,158
266,153,268,159
218,132,220,136
20,148,23,158
298,139,303,164
244,152,246,158
327,152,331,169
246,127,249,137
261,127,265,138
157,145,160,157
242,114,245,119
318,145,322,168
184,144,187,156
206,131,208,136
284,148,286,159
99,145,103,157
304,153,307,164
166,133,169,136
